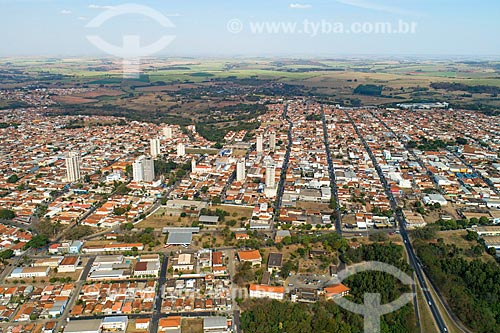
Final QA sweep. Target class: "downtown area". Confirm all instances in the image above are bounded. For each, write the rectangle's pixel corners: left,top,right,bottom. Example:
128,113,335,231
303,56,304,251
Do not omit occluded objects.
0,83,499,333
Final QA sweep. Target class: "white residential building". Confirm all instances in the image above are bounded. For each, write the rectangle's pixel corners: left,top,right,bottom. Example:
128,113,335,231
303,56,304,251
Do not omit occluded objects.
236,159,246,181
256,134,263,153
269,131,276,151
65,152,81,182
177,143,186,157
249,284,285,300
133,155,155,182
150,138,161,158
163,125,173,139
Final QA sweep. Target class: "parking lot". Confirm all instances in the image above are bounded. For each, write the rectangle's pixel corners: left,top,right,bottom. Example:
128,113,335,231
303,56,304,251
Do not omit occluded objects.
285,274,339,293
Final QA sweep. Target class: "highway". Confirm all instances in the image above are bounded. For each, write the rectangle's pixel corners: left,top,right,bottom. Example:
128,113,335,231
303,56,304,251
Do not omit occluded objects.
320,105,342,236
345,110,450,333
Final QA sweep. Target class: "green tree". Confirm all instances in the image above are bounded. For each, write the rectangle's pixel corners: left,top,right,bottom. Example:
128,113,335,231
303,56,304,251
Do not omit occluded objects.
23,235,49,250
7,174,19,183
0,209,15,220
0,249,14,260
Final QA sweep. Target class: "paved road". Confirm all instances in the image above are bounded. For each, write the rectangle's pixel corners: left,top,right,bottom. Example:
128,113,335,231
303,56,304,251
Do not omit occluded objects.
320,105,342,236
345,110,449,333
233,310,241,333
150,254,169,333
274,103,293,223
54,256,95,332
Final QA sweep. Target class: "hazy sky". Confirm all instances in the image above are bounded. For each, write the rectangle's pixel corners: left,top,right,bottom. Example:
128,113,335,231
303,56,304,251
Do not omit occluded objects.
1,0,499,57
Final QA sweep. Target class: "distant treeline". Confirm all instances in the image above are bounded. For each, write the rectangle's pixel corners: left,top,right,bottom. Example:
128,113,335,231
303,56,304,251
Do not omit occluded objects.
451,102,500,116
218,103,267,114
275,67,345,73
431,82,500,95
50,104,192,126
353,84,383,96
0,100,29,110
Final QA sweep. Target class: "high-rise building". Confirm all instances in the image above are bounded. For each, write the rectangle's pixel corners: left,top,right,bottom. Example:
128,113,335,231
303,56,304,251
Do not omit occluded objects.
191,158,197,173
236,159,246,181
163,125,173,139
264,156,276,188
177,143,186,157
65,152,81,182
256,134,263,153
150,138,161,158
133,155,155,182
269,131,276,152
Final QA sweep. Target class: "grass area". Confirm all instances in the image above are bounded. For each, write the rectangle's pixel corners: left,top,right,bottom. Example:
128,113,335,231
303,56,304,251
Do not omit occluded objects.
185,148,219,155
136,208,196,229
295,201,331,211
213,205,254,219
82,239,112,246
2,58,499,114
436,230,496,263
421,271,467,333
416,279,439,333
181,318,203,333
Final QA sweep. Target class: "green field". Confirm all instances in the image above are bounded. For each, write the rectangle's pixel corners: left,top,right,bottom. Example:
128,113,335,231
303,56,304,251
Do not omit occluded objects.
1,57,499,113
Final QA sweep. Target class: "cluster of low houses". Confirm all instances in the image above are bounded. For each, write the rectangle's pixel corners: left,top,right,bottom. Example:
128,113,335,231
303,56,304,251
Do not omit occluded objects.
162,275,232,313
0,224,32,256
0,284,73,322
72,281,156,318
62,315,231,333
9,256,81,279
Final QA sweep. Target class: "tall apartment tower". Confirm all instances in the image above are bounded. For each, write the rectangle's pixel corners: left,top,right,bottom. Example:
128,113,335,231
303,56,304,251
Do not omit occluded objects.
264,156,276,188
256,134,263,153
163,125,173,139
236,159,246,182
191,158,197,173
177,143,186,157
65,152,81,182
269,131,276,152
133,155,155,182
150,138,161,158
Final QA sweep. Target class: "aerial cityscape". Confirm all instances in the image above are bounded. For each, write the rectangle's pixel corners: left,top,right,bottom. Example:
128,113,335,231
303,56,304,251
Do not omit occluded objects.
1,1,500,333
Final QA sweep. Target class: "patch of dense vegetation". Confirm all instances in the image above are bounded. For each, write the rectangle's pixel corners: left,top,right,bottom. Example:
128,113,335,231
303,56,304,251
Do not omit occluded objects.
407,138,449,151
23,234,49,250
305,114,321,121
196,120,260,143
0,121,20,128
431,82,500,95
354,84,383,96
414,240,500,333
50,104,192,126
0,209,15,220
0,100,29,110
451,102,500,116
432,216,490,230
